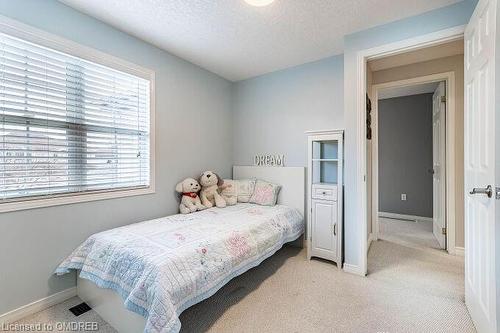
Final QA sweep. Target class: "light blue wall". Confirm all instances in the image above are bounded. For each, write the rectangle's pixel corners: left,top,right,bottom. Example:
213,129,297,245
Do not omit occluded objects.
0,0,233,315
344,1,477,51
232,55,344,167
342,0,476,270
0,0,481,318
232,0,476,272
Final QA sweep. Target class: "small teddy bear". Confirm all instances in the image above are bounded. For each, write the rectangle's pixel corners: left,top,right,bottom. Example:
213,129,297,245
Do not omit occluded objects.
175,178,206,214
199,171,227,208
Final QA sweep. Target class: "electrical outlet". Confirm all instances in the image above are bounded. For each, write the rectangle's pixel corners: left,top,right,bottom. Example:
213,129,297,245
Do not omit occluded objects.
401,194,407,201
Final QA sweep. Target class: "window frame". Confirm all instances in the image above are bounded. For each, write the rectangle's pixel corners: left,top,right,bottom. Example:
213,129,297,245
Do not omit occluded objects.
0,15,155,213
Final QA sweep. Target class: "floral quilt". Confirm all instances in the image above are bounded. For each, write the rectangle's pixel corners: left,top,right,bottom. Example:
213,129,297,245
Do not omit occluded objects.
55,203,304,333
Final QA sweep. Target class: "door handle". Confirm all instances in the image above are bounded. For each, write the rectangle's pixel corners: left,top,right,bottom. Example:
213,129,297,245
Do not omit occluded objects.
333,223,337,236
470,185,493,198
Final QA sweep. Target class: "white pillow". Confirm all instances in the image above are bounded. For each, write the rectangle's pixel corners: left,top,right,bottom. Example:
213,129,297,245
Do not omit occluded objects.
236,179,257,202
249,179,281,206
221,179,256,203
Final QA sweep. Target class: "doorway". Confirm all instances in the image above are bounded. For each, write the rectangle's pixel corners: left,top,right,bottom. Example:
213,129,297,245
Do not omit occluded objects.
364,36,464,256
355,2,497,330
369,67,460,254
371,78,450,252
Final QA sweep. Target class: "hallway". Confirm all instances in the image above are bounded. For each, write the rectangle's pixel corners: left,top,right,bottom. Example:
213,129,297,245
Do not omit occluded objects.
367,239,472,331
378,216,442,250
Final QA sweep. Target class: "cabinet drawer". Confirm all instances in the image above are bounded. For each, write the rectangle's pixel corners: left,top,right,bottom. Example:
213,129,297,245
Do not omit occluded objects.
312,185,337,201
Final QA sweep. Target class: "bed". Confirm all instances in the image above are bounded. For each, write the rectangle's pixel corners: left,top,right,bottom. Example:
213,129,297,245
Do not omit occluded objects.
55,166,305,333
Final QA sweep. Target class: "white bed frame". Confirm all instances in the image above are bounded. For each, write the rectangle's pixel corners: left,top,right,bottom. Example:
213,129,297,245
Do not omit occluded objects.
77,166,305,332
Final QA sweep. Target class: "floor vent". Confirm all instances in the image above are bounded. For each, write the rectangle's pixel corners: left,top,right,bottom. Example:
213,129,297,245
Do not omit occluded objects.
69,302,92,316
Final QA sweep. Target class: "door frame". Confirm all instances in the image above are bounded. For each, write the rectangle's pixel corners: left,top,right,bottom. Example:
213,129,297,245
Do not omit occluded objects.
370,72,457,254
354,25,466,275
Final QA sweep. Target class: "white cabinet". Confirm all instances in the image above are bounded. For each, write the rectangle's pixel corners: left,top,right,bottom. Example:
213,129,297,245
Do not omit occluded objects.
311,197,338,261
306,130,343,266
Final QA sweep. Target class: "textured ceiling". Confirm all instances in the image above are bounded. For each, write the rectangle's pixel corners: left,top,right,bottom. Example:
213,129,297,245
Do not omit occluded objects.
59,0,461,81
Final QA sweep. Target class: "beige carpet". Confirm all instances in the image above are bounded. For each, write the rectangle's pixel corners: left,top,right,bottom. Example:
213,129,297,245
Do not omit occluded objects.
379,216,442,250
14,241,474,332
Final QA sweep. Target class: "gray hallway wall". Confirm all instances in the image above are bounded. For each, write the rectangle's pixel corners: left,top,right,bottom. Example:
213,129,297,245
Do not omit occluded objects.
378,93,433,217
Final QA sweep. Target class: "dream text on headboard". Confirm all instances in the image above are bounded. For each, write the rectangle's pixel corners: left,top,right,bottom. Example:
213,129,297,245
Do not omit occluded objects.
254,154,285,167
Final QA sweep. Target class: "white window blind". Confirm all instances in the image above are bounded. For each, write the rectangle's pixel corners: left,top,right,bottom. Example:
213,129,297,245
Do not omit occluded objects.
0,32,151,203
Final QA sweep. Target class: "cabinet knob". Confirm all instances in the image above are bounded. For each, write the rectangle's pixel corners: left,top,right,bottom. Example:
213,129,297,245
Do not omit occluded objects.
322,191,327,195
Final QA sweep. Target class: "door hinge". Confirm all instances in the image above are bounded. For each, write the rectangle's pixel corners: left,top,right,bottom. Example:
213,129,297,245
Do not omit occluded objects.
442,227,447,235
441,96,446,103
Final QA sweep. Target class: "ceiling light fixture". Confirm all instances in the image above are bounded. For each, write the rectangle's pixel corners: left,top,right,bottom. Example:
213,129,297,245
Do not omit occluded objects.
244,0,275,7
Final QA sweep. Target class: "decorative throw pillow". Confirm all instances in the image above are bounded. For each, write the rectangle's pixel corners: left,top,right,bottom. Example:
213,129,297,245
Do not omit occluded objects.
220,179,237,205
235,179,256,203
220,179,257,203
249,179,281,206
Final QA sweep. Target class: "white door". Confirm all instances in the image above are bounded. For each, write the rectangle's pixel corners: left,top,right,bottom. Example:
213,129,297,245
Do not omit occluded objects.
464,0,497,331
432,82,446,249
311,199,337,260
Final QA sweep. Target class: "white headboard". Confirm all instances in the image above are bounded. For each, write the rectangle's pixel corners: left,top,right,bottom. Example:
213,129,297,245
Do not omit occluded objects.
233,166,305,217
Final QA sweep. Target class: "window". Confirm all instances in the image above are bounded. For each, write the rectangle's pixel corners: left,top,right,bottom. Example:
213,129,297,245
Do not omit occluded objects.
0,26,154,211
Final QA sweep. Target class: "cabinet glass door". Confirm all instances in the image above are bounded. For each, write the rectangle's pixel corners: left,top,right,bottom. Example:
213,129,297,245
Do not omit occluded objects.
312,141,338,160
311,140,339,185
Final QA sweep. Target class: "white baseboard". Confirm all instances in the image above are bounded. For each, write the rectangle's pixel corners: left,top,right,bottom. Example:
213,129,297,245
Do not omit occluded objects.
343,263,366,276
454,246,465,256
0,287,77,325
378,211,433,223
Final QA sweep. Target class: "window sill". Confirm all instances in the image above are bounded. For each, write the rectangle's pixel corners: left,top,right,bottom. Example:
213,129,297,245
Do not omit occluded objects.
0,186,155,213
